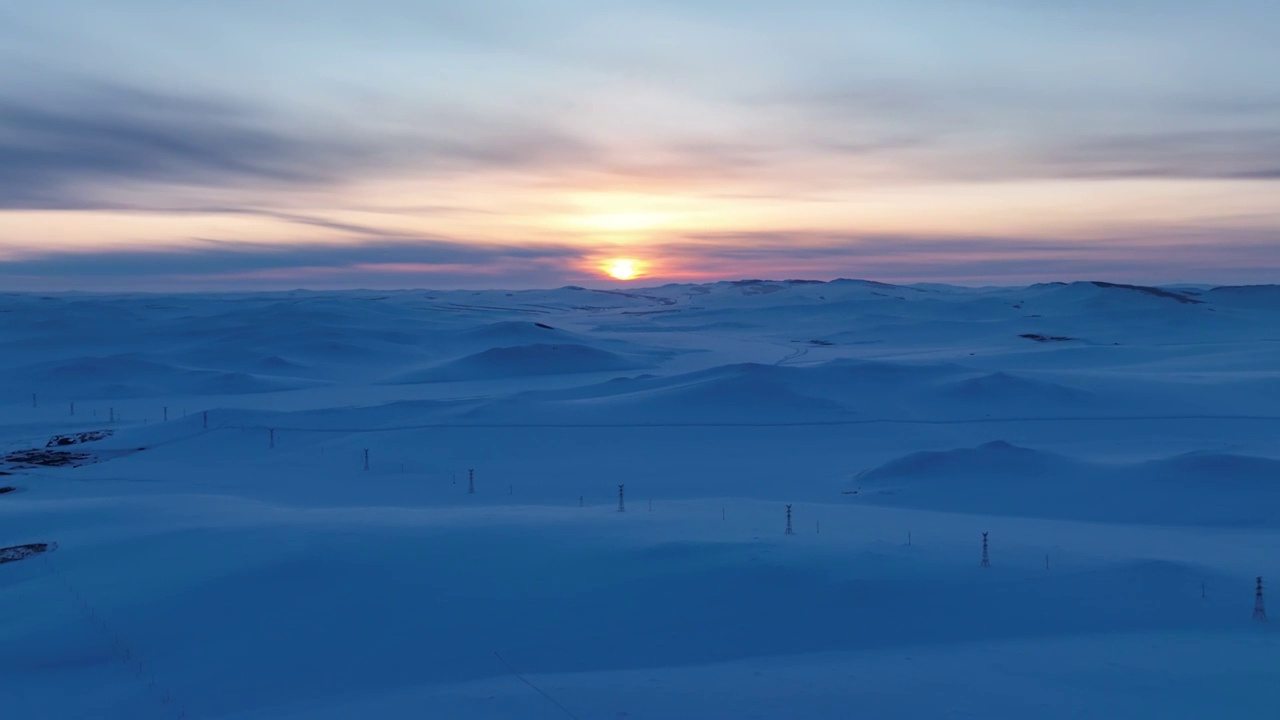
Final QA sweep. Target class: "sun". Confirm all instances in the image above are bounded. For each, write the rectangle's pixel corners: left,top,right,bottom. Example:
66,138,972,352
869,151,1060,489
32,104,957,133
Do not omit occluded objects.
604,258,642,281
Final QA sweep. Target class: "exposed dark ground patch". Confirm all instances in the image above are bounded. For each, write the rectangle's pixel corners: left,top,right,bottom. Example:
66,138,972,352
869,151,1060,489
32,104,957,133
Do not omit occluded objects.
1020,333,1076,343
4,448,93,468
46,429,114,448
0,543,54,564
2,445,144,471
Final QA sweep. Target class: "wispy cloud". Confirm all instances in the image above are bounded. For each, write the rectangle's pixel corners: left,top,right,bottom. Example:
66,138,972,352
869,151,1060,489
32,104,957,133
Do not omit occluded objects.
0,238,582,277
1028,129,1280,180
0,83,597,209
0,86,326,208
652,228,1280,285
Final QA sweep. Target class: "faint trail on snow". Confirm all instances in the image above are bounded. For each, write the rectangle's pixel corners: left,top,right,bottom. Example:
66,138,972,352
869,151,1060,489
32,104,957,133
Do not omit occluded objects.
774,344,809,365
37,553,193,719
493,651,582,720
216,414,1280,433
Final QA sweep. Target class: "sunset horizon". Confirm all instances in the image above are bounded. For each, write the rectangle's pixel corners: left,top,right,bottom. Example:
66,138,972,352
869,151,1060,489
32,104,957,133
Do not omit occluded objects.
3,5,1278,717
2,2,1277,290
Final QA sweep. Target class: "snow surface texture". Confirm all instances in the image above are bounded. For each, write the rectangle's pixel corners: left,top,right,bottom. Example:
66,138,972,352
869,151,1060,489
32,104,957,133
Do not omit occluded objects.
0,279,1277,719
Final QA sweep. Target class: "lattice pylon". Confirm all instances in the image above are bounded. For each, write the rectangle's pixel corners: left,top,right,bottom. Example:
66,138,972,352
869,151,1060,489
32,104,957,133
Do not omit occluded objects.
981,532,990,567
1254,576,1267,621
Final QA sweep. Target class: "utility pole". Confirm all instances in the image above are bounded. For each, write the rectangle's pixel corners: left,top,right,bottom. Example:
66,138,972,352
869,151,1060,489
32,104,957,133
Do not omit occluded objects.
32,393,37,408
202,411,208,430
163,406,168,422
617,484,625,512
70,402,75,416
981,532,990,567
109,407,115,424
269,429,275,449
1254,577,1267,621
363,449,370,471
785,504,794,535
468,469,475,494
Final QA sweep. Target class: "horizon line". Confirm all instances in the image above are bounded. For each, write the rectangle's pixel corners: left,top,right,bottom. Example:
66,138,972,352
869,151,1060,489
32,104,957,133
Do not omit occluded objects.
3,277,1271,297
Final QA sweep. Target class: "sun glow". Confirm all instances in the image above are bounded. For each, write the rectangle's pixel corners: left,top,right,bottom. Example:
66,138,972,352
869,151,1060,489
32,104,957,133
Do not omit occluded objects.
604,258,643,281
577,212,671,233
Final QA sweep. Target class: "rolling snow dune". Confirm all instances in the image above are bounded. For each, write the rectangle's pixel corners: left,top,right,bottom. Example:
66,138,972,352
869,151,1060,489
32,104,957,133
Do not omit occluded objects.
458,360,959,424
1205,284,1280,310
461,360,1165,424
935,371,1095,406
388,343,650,384
482,363,858,423
1,354,317,400
855,441,1280,526
451,320,581,346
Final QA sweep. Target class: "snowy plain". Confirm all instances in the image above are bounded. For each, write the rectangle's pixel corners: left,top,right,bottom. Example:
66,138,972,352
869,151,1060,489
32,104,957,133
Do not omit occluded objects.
0,279,1277,719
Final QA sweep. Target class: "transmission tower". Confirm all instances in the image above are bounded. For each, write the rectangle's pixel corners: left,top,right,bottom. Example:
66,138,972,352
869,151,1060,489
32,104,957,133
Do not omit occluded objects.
785,504,794,535
981,532,990,567
468,469,475,494
617,484,625,512
1254,576,1267,621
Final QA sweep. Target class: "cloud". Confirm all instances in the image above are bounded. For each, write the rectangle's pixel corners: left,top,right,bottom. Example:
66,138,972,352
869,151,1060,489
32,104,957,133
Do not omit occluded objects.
0,83,597,209
785,99,1280,182
0,238,584,281
651,228,1280,285
0,86,327,208
1029,129,1280,180
8,72,1275,218
754,66,1280,183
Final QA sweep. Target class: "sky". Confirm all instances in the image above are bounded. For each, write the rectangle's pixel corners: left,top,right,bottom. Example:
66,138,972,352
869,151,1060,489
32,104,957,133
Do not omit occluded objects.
1,0,1278,290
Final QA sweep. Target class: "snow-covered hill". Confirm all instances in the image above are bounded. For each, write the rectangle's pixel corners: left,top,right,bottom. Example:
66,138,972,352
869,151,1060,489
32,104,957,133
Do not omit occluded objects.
0,280,1277,719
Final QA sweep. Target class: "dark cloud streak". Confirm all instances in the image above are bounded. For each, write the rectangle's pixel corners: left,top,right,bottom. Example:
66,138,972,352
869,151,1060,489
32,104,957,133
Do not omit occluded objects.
0,83,598,209
0,86,327,207
0,239,585,277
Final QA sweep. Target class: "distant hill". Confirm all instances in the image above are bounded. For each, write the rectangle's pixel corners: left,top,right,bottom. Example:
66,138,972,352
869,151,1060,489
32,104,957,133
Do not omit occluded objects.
853,441,1280,526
